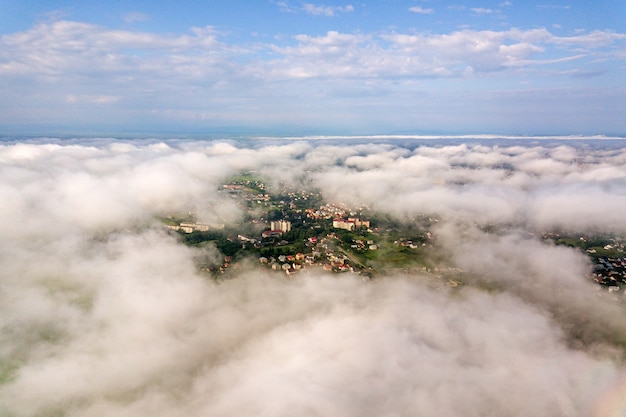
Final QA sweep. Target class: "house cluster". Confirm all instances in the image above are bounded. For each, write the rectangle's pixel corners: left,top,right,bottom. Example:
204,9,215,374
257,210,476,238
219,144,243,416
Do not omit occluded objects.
591,256,626,288
260,252,318,276
285,190,319,207
304,203,370,231
259,235,362,276
219,184,271,205
305,203,367,220
394,235,432,248
350,239,377,251
306,203,347,220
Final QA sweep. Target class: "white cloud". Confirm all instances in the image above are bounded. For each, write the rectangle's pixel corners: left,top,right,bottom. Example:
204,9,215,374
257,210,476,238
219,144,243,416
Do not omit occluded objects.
122,12,150,23
303,3,354,16
0,20,625,130
408,6,434,14
537,4,571,10
275,1,354,16
470,7,493,15
1,138,626,417
0,21,621,87
66,95,119,104
266,26,616,82
305,140,626,232
380,28,553,72
550,30,626,48
0,20,222,79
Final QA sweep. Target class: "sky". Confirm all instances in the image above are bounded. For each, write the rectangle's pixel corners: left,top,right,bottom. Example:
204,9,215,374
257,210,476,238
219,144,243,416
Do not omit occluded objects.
2,137,626,417
1,0,625,135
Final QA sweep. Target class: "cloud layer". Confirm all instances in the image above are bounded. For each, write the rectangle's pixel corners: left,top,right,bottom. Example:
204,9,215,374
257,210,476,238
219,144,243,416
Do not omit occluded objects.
1,137,626,417
1,18,624,132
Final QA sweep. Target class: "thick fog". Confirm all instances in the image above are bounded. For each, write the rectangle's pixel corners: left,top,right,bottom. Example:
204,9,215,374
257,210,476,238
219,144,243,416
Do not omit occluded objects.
1,137,626,417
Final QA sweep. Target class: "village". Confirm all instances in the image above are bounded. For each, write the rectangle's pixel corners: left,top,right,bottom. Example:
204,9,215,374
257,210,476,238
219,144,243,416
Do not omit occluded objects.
162,173,626,294
165,205,390,278
162,173,435,278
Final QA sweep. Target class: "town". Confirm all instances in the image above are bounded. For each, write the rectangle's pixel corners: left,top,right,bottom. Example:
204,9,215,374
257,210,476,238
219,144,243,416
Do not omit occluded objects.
161,172,626,294
161,171,437,279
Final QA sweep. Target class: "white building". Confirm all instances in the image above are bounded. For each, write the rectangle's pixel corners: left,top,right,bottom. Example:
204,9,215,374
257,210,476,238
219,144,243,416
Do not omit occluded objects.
271,219,292,233
333,219,356,231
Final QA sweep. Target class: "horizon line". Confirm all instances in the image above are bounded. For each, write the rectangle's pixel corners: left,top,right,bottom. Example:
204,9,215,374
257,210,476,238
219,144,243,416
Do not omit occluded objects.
2,133,626,142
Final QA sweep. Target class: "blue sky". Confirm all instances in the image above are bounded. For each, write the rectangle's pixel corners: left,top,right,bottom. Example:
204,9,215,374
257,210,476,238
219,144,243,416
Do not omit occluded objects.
1,0,625,135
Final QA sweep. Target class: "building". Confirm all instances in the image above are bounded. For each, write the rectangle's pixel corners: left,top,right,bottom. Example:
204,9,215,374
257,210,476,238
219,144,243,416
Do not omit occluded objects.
168,222,224,233
262,230,283,238
333,219,356,231
238,234,258,244
348,218,370,228
270,219,292,233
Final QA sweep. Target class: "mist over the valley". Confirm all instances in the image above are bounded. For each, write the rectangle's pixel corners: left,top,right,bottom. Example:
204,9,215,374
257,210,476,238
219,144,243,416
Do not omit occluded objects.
1,136,626,417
